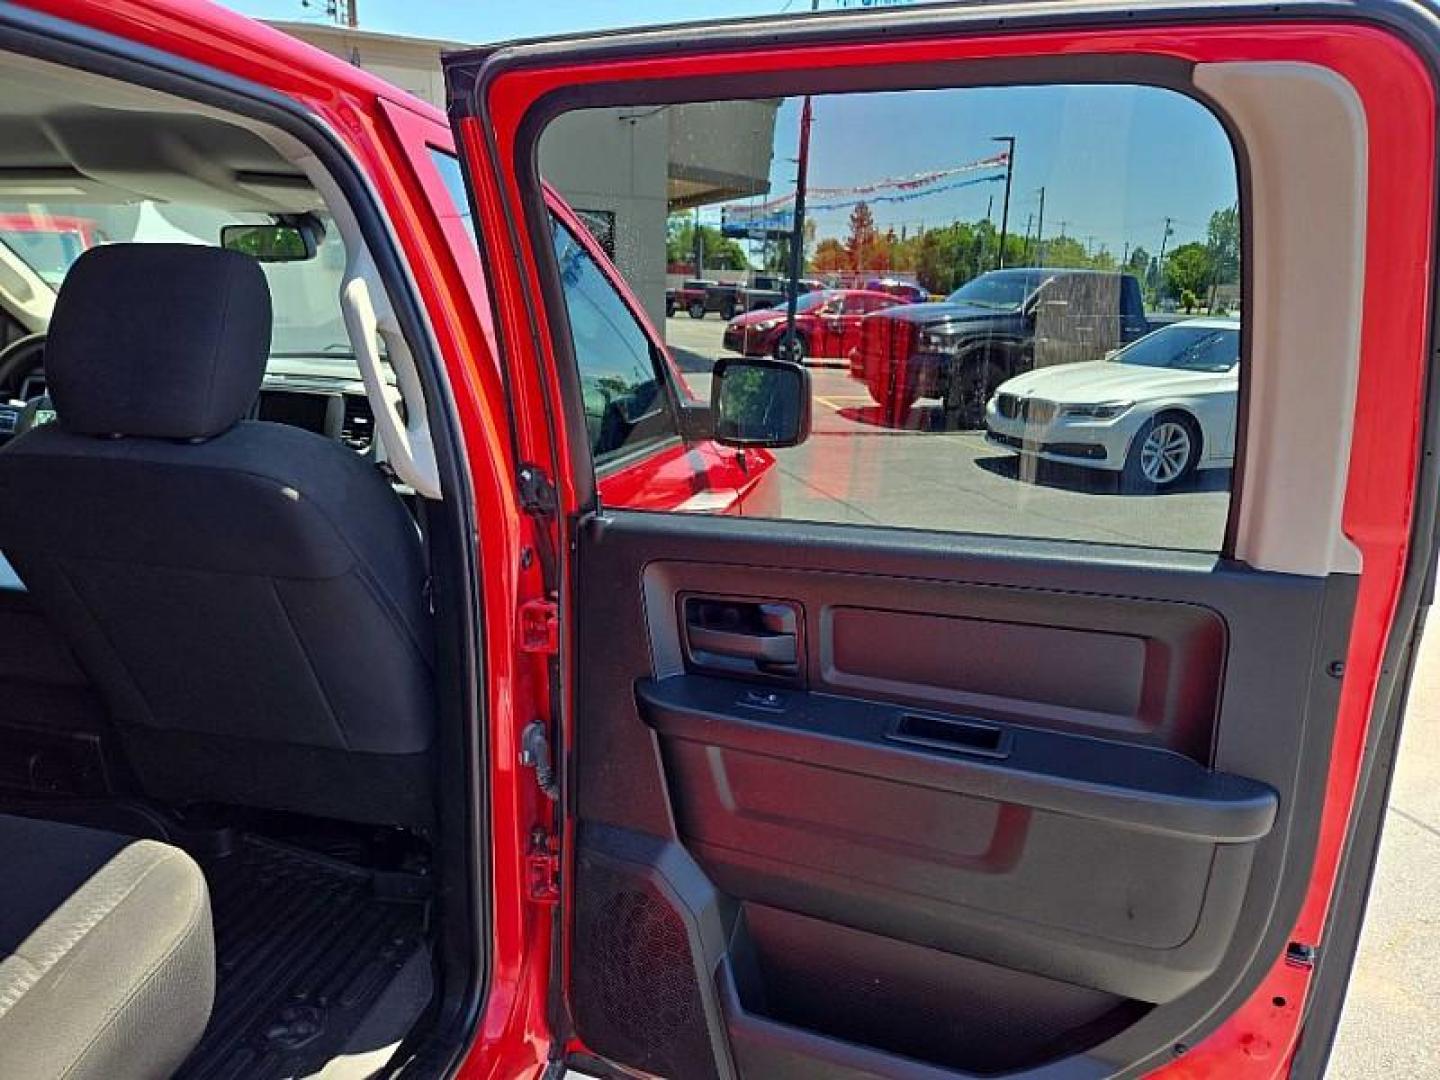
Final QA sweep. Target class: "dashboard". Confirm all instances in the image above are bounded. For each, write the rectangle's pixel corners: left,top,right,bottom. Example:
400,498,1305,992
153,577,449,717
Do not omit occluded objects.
0,350,378,455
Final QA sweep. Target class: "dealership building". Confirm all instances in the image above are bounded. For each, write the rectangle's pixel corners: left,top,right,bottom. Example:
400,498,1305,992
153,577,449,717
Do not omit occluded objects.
270,21,780,326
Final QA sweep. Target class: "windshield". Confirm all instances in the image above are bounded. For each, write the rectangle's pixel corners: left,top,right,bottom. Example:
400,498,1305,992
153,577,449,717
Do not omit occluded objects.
945,272,1048,311
791,290,838,313
1114,324,1239,372
0,201,360,369
0,227,88,285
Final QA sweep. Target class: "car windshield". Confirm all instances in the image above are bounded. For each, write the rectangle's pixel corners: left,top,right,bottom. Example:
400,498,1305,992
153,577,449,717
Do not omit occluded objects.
791,290,837,313
945,271,1048,311
0,201,363,369
0,225,89,285
1114,324,1240,372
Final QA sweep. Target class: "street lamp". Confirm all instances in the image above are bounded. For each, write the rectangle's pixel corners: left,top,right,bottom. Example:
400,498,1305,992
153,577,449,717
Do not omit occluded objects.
992,136,1015,270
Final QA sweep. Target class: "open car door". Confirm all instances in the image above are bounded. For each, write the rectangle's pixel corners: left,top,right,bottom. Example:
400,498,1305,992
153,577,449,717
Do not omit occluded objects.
443,3,1440,1076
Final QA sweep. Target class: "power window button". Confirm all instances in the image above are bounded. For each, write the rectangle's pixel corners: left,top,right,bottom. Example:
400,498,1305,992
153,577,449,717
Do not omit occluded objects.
738,688,787,711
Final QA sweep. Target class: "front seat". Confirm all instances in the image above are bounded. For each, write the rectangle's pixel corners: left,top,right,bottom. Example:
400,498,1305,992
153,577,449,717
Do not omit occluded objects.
0,244,435,827
0,813,214,1079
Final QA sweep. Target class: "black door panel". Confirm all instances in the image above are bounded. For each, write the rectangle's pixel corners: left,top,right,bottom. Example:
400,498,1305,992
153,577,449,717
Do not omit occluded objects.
640,674,1271,1003
570,511,1352,1077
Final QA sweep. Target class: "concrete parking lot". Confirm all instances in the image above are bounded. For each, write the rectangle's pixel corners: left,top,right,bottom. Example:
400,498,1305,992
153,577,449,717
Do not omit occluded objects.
664,312,1440,1076
664,313,1231,550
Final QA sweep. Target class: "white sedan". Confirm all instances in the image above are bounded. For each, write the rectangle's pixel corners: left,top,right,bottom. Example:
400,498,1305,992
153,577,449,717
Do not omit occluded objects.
984,318,1239,490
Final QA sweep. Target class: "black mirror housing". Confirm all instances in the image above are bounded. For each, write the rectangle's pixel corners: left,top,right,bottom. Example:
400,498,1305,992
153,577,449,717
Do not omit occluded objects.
678,401,714,442
710,355,812,449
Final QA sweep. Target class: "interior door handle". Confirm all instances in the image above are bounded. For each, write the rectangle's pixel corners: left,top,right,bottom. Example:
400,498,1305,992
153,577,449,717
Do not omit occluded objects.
687,624,797,665
683,598,801,675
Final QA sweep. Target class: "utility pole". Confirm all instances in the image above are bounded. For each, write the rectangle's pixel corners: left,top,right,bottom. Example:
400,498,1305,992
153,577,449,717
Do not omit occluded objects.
1021,212,1034,264
992,136,1015,269
1034,186,1046,265
693,205,703,276
304,0,357,26
1121,240,1129,267
782,9,820,361
983,194,994,269
1155,216,1173,303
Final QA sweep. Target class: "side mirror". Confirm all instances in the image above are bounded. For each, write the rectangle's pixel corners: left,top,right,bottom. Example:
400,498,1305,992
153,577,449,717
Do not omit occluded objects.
711,355,811,448
220,223,318,263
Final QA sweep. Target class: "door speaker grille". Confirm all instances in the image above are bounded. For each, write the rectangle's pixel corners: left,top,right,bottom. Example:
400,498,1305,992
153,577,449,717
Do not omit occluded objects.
572,853,720,1080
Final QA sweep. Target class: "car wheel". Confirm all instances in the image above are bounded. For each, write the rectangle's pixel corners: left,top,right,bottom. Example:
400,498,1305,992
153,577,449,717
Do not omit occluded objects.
944,356,1004,430
720,302,737,321
666,300,677,317
773,334,807,364
688,301,706,319
1123,413,1200,491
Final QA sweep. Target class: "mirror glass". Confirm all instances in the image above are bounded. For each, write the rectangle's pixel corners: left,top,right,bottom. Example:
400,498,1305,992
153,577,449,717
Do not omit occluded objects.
220,224,314,263
713,357,809,447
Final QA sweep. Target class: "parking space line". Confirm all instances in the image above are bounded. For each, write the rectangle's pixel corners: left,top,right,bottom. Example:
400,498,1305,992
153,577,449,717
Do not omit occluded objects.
814,394,871,411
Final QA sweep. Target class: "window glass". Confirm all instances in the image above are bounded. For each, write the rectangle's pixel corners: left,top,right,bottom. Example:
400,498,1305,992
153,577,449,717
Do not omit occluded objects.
427,148,478,244
539,83,1241,551
0,201,361,368
550,216,677,463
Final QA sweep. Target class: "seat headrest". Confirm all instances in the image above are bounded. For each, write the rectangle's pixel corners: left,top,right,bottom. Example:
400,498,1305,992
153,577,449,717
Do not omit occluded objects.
46,244,272,440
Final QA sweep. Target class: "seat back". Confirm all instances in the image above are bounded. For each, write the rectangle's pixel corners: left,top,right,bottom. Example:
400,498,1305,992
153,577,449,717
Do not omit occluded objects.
0,245,435,825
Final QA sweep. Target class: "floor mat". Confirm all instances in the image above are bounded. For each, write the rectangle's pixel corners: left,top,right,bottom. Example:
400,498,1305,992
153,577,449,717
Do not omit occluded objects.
176,837,430,1080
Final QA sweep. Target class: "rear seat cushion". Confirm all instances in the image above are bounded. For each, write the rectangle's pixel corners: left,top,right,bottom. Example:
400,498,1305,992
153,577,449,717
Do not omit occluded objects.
0,814,214,1079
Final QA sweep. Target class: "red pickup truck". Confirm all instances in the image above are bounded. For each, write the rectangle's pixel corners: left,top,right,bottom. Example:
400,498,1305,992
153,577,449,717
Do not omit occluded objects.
0,4,1430,1080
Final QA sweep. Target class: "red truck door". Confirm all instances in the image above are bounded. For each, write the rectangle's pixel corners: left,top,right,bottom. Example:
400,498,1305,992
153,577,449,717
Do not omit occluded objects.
442,4,1440,1076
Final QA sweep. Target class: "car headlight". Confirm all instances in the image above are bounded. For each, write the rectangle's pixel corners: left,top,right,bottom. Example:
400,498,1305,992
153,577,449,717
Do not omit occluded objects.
918,328,966,353
744,318,782,333
1059,401,1133,419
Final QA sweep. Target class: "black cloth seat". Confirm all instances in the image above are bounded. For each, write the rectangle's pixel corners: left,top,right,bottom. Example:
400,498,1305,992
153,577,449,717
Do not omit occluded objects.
0,813,214,1079
0,244,436,826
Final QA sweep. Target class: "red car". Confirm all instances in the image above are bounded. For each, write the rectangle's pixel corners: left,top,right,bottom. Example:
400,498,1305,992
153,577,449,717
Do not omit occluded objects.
723,288,904,361
0,3,1430,1080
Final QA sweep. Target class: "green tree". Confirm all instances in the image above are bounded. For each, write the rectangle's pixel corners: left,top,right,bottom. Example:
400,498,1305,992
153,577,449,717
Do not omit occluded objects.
1163,242,1212,306
1124,245,1150,280
1088,245,1118,272
1038,235,1090,269
1205,206,1240,287
665,217,750,271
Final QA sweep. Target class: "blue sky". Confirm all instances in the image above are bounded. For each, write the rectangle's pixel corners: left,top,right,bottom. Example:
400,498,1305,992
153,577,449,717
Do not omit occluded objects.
225,0,837,41
751,85,1233,259
222,0,1235,257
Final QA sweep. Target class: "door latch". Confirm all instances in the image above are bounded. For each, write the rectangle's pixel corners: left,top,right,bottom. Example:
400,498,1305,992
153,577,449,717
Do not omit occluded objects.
525,826,560,905
520,598,559,655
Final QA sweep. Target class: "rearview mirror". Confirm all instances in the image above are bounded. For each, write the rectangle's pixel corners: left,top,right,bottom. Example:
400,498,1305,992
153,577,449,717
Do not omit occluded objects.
220,223,317,263
711,355,811,448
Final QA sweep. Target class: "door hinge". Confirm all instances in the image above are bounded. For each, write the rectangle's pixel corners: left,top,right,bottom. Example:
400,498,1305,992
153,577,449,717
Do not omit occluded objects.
519,718,559,801
519,598,559,655
525,826,561,905
517,463,557,517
